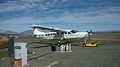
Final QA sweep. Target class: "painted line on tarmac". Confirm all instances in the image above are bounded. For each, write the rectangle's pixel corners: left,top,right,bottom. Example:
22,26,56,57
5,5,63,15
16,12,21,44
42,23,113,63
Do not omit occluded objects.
46,61,58,67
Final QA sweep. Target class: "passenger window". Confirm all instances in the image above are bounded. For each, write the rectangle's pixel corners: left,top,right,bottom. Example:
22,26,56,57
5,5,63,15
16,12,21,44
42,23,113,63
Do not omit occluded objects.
61,32,64,34
68,32,71,34
65,32,67,34
53,33,56,35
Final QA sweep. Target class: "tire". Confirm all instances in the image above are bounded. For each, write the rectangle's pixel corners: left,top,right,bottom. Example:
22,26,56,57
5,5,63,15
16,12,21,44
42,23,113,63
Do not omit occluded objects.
82,43,86,47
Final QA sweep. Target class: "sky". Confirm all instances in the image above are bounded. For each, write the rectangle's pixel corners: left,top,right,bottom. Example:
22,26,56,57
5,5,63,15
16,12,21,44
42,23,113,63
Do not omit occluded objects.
0,0,120,32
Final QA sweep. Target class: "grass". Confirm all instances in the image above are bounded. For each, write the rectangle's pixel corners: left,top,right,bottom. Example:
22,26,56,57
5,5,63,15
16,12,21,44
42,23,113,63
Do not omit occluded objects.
0,50,9,59
0,37,9,59
0,37,8,49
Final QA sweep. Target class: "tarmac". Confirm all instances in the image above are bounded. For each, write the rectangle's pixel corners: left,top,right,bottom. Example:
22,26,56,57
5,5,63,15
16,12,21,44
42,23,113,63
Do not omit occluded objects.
0,42,120,67
26,43,120,67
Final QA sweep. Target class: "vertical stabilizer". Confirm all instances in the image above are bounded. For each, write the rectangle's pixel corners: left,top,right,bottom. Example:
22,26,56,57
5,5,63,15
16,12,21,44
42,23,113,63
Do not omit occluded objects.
33,28,44,35
32,24,45,35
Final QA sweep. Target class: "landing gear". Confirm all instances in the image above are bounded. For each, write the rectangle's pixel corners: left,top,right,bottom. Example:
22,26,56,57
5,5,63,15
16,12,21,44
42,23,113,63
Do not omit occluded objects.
82,43,86,47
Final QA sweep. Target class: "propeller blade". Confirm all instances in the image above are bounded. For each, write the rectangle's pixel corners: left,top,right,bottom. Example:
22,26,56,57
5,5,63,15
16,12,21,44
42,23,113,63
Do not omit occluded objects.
90,30,92,33
87,30,92,33
87,31,89,33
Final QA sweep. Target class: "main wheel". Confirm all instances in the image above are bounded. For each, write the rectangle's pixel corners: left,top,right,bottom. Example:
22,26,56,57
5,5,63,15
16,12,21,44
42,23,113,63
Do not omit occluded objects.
82,43,86,47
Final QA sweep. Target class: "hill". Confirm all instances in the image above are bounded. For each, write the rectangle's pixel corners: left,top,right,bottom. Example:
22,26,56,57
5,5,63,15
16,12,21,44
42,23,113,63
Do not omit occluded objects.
19,30,33,35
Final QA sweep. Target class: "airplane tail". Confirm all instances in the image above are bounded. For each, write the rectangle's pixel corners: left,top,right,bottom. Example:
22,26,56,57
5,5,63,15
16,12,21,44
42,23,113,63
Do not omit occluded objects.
32,24,45,35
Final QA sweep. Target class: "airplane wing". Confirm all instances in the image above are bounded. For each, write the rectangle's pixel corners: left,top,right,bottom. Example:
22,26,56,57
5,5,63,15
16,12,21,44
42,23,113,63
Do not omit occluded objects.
32,25,66,32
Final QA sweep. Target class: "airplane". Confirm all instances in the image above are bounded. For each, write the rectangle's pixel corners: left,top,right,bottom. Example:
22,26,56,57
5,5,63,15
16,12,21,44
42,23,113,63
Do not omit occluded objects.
32,24,92,40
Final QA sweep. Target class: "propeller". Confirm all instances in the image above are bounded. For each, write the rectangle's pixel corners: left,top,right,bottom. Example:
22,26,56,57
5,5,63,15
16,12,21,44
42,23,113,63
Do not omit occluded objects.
87,30,92,34
87,30,92,41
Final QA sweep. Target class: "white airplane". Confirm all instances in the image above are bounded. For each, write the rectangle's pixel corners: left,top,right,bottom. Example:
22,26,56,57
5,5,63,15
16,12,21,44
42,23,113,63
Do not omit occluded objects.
32,24,92,40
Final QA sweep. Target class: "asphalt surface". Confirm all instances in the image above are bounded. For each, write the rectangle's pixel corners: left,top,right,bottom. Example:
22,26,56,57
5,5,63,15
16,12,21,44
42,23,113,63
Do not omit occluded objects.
26,43,120,67
0,42,120,67
0,58,11,67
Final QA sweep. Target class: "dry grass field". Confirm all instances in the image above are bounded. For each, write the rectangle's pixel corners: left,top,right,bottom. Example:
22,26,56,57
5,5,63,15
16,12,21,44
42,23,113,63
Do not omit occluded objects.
0,37,8,49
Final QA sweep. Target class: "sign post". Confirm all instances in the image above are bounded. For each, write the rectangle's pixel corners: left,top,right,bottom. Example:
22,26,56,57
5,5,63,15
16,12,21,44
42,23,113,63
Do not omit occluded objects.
7,37,14,58
7,37,14,67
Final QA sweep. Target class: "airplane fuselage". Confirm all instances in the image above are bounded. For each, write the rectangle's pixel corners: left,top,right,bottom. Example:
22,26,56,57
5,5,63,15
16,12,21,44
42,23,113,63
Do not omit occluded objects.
33,30,88,39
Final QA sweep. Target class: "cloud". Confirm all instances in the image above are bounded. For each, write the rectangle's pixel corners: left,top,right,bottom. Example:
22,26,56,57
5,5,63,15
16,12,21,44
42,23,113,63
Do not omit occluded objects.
0,0,119,13
0,0,43,13
0,0,120,24
1,8,120,25
0,0,120,32
0,0,69,13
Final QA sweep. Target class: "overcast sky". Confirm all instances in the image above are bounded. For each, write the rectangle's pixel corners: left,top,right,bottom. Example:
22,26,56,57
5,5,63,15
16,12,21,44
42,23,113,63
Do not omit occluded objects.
0,0,120,32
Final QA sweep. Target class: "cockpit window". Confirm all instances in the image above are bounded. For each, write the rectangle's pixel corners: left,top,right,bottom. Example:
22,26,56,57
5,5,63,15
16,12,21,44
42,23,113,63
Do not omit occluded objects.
71,30,78,33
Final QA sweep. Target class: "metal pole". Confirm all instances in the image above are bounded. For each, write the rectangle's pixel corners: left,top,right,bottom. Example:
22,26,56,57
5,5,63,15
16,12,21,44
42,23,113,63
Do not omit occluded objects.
10,55,14,67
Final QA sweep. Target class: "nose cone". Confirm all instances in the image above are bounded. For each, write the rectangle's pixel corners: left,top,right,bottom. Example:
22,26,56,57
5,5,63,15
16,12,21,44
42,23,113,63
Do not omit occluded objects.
86,33,92,37
90,33,92,35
